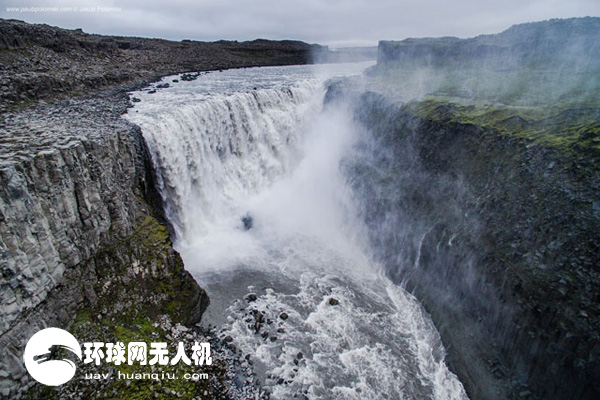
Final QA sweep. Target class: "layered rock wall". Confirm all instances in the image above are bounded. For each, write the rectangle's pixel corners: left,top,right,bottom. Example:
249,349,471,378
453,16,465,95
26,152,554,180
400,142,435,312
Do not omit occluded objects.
0,93,207,398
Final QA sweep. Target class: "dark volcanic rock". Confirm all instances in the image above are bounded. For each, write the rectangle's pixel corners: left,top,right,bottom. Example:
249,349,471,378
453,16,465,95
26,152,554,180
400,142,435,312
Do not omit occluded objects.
0,19,325,109
337,18,600,399
245,293,258,302
242,213,254,230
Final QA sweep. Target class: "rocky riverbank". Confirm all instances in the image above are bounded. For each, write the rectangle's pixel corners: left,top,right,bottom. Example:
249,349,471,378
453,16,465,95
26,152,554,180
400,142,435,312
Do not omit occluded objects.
0,19,324,110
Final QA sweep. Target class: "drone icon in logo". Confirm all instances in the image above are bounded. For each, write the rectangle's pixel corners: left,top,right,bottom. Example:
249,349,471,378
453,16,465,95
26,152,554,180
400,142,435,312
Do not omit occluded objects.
23,328,82,386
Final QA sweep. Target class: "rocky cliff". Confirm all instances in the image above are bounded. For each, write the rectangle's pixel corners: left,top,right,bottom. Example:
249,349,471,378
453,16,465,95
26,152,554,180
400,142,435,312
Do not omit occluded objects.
349,93,599,399
377,17,600,69
373,17,600,105
341,17,600,400
0,88,208,398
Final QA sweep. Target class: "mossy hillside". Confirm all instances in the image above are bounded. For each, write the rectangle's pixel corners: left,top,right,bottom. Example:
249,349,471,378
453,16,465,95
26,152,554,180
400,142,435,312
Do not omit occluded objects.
372,18,600,108
414,100,600,399
382,96,600,326
351,18,600,397
369,61,599,105
368,53,600,156
369,18,599,154
92,214,207,324
60,311,228,400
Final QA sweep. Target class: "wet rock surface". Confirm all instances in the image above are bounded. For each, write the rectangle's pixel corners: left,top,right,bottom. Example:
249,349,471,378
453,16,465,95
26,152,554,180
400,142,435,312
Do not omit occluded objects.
219,291,312,399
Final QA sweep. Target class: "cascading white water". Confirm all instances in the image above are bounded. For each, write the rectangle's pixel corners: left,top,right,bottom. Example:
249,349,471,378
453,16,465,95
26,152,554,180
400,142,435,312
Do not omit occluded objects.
125,63,468,400
138,83,319,243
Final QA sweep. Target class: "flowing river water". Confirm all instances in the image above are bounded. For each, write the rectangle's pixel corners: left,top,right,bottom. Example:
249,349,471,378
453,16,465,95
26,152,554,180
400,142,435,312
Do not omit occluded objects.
125,62,468,400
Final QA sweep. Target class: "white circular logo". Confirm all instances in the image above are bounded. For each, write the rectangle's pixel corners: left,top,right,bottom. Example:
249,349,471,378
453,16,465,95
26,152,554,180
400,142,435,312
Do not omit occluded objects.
23,327,82,386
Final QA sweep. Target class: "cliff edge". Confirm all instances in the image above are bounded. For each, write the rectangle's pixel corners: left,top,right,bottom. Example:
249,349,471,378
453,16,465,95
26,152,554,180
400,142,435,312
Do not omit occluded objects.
343,17,600,400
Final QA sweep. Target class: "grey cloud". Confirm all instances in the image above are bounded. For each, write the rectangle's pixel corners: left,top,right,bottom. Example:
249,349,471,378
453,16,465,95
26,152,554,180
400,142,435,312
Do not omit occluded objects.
1,0,598,46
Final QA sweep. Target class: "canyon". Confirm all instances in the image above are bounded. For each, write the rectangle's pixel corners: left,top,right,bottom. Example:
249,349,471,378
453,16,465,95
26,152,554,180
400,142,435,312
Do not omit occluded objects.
1,17,599,400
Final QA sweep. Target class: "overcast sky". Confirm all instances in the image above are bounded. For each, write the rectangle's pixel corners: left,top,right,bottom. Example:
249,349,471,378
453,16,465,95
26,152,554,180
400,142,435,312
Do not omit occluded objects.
2,0,599,47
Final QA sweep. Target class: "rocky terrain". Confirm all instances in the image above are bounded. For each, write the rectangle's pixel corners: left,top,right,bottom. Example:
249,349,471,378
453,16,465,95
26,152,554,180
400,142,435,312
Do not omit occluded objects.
0,19,321,399
0,84,208,399
0,18,324,109
334,17,600,400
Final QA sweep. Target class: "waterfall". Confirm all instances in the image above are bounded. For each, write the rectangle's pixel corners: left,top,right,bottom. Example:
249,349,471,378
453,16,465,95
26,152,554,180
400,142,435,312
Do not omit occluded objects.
136,82,321,244
125,64,468,400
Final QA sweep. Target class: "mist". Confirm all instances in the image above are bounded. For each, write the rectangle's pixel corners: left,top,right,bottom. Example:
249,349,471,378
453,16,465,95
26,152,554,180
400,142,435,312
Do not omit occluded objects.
123,61,473,398
2,1,598,397
367,18,600,105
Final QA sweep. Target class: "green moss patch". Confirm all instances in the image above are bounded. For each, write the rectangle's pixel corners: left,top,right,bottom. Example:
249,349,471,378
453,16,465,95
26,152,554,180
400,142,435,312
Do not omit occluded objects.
410,97,600,162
